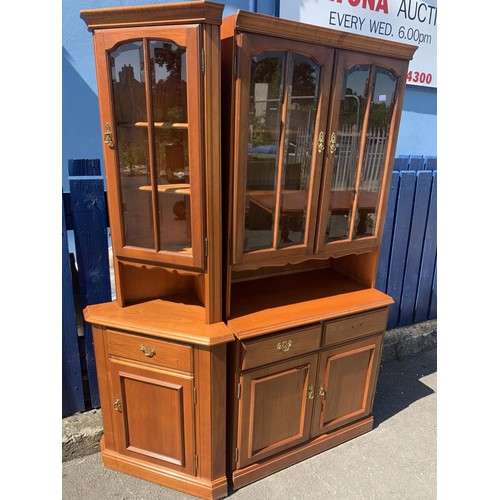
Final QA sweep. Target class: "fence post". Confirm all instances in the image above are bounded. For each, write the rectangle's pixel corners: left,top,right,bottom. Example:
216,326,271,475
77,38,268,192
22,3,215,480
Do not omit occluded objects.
414,170,437,323
375,171,400,293
69,159,111,409
386,171,417,329
399,170,433,326
62,198,85,416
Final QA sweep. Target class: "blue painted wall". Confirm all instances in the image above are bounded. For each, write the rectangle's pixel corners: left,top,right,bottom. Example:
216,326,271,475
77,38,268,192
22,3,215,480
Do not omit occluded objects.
62,0,436,190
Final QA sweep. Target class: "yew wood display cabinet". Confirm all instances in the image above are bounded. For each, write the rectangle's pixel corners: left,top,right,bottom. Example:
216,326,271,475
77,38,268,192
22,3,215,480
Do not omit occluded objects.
80,2,416,499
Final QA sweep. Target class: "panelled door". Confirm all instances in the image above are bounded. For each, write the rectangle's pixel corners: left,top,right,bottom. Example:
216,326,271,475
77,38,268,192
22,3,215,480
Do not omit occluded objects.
310,334,383,438
94,25,205,269
109,358,195,475
232,33,334,268
237,354,318,468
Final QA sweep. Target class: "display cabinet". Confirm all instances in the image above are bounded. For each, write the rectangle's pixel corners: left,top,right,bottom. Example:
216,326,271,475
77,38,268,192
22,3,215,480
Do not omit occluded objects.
82,1,226,312
81,3,234,500
80,2,417,499
222,11,413,273
221,10,416,490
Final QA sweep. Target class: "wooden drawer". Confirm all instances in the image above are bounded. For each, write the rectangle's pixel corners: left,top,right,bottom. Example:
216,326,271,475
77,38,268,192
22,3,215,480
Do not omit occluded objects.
323,309,388,347
106,329,193,373
241,325,322,371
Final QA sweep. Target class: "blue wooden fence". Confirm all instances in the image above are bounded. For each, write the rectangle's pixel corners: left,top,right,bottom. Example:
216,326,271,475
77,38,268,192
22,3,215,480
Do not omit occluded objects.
62,156,437,416
63,160,111,416
377,155,437,329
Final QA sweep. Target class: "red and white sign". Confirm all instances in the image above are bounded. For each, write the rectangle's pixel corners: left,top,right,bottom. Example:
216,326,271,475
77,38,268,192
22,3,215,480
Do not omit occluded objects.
279,0,437,88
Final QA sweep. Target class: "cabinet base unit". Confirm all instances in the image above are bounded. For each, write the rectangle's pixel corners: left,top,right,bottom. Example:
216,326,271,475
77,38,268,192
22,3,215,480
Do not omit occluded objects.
84,300,234,500
226,274,392,489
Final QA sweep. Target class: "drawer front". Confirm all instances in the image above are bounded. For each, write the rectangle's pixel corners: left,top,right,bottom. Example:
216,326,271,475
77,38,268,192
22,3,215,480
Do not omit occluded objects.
106,329,192,373
241,325,322,371
323,309,388,347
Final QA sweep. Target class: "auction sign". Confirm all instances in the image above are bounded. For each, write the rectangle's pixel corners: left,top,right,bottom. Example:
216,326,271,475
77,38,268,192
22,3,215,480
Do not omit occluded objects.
279,0,437,88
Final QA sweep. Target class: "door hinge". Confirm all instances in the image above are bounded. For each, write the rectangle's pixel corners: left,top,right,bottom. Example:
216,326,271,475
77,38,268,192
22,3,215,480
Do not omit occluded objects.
194,453,199,471
193,387,197,405
201,48,205,73
237,383,241,399
205,237,209,257
234,448,239,463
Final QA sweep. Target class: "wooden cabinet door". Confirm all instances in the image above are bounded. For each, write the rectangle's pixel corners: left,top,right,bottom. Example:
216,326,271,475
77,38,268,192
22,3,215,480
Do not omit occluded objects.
93,25,205,270
109,358,195,475
237,354,318,468
316,50,409,257
310,334,383,438
232,33,334,270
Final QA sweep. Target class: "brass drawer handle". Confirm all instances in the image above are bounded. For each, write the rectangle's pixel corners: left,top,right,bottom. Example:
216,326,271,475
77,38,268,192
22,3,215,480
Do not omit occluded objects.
140,344,156,358
277,340,293,352
307,386,315,400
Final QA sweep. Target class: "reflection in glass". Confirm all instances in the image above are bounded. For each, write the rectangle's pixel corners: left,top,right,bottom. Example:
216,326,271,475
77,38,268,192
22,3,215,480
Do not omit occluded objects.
149,40,192,254
354,67,397,238
110,41,154,248
326,65,370,242
244,52,285,252
278,54,320,248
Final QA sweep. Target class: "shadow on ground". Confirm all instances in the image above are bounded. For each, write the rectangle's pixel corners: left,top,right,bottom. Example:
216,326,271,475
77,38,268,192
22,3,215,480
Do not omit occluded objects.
373,347,436,427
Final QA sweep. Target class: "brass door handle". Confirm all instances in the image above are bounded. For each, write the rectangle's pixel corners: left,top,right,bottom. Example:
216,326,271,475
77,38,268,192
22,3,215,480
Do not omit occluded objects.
318,382,325,397
103,123,114,148
114,395,122,412
329,132,337,154
317,131,325,153
140,344,156,358
307,386,315,400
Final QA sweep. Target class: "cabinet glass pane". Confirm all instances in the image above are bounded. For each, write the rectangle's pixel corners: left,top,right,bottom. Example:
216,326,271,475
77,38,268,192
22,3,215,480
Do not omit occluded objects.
110,42,154,248
278,54,320,248
354,67,397,238
149,40,192,254
326,65,370,242
244,52,285,252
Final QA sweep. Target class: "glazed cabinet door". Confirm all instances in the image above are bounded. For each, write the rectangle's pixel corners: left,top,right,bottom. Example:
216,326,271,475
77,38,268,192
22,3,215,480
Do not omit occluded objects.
310,334,383,438
316,51,408,256
232,33,334,269
93,25,205,269
108,358,196,475
236,354,318,468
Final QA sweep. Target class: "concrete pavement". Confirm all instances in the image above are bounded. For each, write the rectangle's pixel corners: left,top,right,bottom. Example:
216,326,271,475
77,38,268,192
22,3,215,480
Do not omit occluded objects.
62,346,436,499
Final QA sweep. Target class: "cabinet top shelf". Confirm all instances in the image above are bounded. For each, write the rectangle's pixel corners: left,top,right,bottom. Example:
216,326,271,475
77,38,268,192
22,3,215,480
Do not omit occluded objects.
84,295,234,346
81,1,224,31
228,269,393,339
221,10,418,61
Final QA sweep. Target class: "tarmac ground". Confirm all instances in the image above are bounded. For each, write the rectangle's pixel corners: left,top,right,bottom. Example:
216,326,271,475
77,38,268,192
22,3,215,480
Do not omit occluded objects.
62,346,436,500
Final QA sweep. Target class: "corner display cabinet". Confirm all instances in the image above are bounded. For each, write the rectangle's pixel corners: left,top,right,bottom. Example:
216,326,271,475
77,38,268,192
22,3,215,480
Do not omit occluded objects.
80,3,234,500
80,2,417,499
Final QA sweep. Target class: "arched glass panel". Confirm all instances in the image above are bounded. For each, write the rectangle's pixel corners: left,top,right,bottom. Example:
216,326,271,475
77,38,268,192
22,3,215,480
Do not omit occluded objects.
110,41,154,248
326,64,370,242
278,53,320,249
244,52,285,252
354,67,397,239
